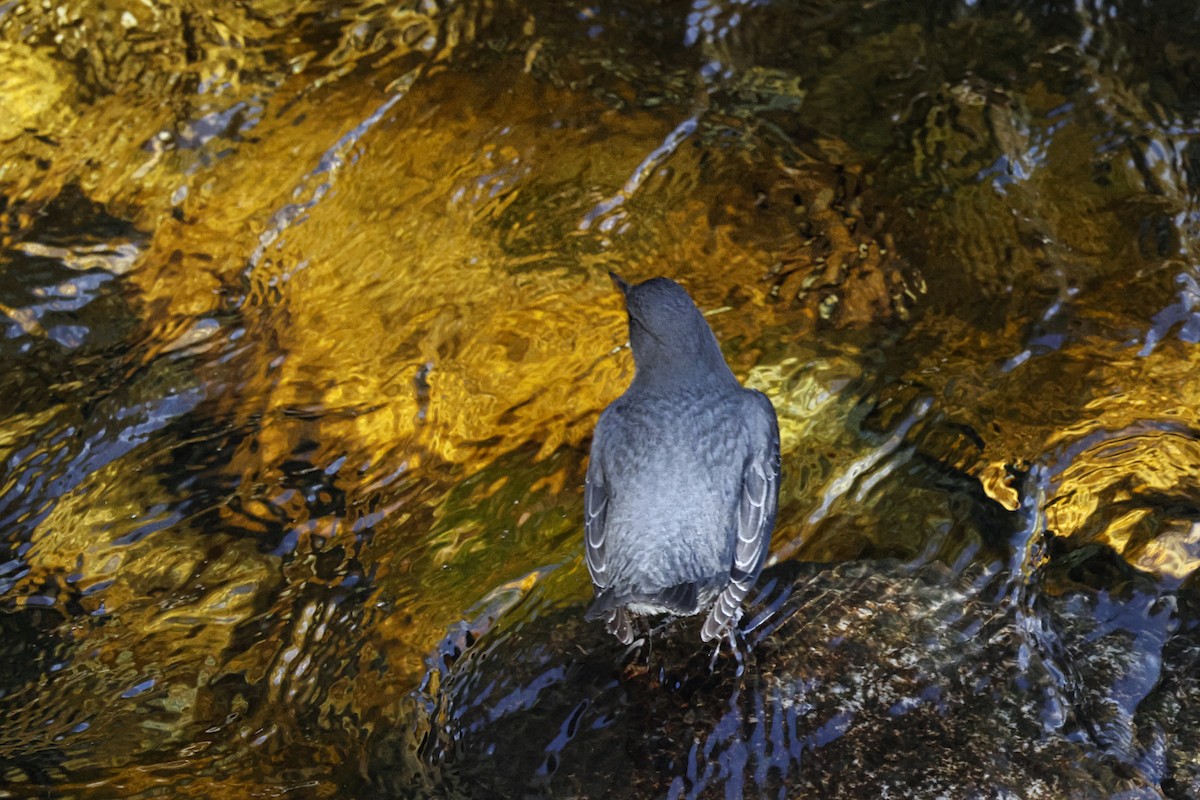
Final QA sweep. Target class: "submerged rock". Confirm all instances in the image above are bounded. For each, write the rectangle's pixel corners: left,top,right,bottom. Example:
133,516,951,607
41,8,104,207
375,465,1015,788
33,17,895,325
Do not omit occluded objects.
374,558,1169,799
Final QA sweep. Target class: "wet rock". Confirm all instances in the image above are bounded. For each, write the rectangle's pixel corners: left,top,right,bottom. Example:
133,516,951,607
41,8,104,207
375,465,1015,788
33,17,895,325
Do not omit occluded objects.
376,560,1145,799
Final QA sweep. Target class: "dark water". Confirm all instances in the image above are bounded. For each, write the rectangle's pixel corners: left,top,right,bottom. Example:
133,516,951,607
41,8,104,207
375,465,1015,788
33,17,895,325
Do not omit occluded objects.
1,1,1199,797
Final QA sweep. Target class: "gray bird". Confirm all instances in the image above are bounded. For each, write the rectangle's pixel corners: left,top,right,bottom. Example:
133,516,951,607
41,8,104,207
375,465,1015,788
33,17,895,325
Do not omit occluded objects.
584,273,781,644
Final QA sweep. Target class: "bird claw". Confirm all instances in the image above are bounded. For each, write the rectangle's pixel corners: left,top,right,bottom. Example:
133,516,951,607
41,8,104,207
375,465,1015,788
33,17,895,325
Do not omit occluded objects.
707,622,752,674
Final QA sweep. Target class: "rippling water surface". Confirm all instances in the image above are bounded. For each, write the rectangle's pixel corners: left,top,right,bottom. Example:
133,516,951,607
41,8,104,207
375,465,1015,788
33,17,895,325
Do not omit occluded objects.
2,1,1200,797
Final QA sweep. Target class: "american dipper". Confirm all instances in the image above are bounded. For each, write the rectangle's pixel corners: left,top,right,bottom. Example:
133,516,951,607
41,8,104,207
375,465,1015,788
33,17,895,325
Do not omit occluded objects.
585,273,781,644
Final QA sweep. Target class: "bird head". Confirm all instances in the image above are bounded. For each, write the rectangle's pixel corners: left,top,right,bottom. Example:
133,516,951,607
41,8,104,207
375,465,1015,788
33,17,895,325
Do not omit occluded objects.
609,272,735,388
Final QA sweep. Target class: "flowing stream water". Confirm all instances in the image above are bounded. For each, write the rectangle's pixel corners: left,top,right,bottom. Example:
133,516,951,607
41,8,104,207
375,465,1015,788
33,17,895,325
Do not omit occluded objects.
1,1,1200,797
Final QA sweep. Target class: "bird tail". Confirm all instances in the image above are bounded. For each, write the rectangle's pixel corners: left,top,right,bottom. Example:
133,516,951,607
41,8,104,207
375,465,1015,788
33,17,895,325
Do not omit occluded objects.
585,582,701,619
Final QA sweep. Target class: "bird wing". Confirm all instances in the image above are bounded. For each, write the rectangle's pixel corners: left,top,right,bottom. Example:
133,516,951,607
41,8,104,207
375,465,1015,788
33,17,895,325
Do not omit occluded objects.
583,425,610,590
733,391,781,582
702,390,781,641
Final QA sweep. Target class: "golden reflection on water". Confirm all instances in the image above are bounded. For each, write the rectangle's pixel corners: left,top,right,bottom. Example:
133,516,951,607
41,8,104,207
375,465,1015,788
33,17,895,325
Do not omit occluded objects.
1,0,1200,796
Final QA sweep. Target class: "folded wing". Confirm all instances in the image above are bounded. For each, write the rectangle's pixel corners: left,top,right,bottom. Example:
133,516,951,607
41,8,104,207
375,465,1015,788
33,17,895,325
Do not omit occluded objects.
701,391,781,642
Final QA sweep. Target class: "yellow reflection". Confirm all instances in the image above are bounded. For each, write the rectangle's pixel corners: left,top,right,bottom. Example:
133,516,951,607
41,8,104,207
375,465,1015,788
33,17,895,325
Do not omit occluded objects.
1131,522,1200,581
0,43,69,142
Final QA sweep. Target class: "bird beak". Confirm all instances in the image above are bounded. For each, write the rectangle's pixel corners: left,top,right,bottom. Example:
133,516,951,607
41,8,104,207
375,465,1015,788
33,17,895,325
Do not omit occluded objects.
609,271,631,297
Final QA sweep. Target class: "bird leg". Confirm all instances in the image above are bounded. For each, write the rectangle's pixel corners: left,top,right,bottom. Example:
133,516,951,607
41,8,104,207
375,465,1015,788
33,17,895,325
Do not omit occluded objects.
707,621,753,675
647,615,682,638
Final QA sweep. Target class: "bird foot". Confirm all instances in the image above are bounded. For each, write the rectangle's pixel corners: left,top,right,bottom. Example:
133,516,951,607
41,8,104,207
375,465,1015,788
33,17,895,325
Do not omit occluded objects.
707,623,753,675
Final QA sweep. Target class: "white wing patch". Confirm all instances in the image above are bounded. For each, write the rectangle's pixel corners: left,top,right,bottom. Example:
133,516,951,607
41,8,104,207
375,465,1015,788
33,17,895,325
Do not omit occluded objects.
584,468,609,586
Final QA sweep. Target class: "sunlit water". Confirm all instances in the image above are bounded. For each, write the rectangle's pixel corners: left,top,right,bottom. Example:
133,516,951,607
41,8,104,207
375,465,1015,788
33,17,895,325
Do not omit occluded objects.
1,1,1199,797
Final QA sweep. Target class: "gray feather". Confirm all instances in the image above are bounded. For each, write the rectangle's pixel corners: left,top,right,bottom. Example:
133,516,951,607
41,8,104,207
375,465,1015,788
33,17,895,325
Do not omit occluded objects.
583,275,781,646
702,390,781,642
